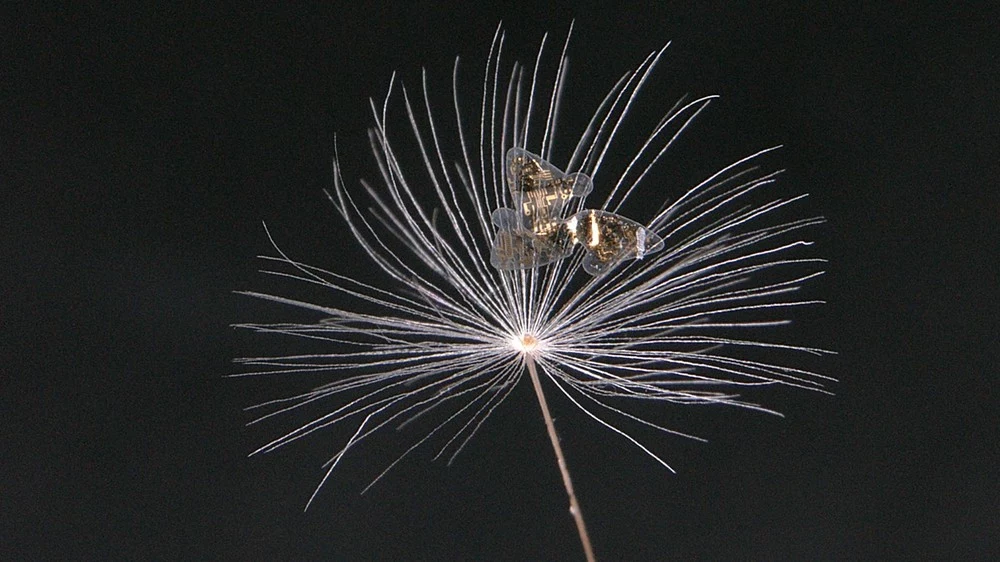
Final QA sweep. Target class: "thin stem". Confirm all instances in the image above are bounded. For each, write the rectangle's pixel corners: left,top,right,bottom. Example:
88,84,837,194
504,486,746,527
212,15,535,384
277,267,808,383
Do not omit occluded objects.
525,354,596,562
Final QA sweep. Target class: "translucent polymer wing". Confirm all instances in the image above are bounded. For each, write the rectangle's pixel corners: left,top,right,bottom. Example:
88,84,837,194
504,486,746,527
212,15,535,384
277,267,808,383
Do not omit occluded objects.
490,226,576,271
569,210,665,276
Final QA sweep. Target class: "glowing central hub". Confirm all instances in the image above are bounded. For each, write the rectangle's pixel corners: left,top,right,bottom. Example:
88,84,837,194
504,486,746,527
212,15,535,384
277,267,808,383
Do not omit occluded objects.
512,333,540,353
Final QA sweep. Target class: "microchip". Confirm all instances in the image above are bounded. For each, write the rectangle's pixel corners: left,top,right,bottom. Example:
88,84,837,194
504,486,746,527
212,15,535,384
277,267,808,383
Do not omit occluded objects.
503,148,592,235
490,149,663,275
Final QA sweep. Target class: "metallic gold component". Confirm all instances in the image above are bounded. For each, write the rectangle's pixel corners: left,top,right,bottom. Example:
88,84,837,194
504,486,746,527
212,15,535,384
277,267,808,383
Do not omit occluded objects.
504,148,592,235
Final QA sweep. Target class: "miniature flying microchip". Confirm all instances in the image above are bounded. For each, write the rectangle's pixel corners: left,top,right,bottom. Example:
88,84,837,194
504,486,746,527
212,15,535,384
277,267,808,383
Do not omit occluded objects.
490,148,663,276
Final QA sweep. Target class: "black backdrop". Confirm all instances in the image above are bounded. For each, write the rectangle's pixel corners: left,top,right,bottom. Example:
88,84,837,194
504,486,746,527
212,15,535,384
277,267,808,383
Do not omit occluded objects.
4,2,996,560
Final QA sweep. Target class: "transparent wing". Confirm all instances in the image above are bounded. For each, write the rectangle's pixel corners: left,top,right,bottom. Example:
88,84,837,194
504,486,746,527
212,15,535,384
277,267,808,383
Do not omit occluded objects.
490,227,576,271
572,210,664,276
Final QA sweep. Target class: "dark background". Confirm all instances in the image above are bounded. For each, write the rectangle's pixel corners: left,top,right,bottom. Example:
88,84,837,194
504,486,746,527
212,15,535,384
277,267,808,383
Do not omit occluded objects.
4,2,996,560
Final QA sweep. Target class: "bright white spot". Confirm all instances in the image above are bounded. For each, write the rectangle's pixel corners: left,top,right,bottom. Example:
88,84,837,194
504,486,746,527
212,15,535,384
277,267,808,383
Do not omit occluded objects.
511,333,541,353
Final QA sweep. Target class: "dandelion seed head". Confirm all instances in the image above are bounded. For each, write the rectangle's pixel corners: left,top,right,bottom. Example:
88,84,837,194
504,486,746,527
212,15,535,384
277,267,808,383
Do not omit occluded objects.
235,21,832,536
